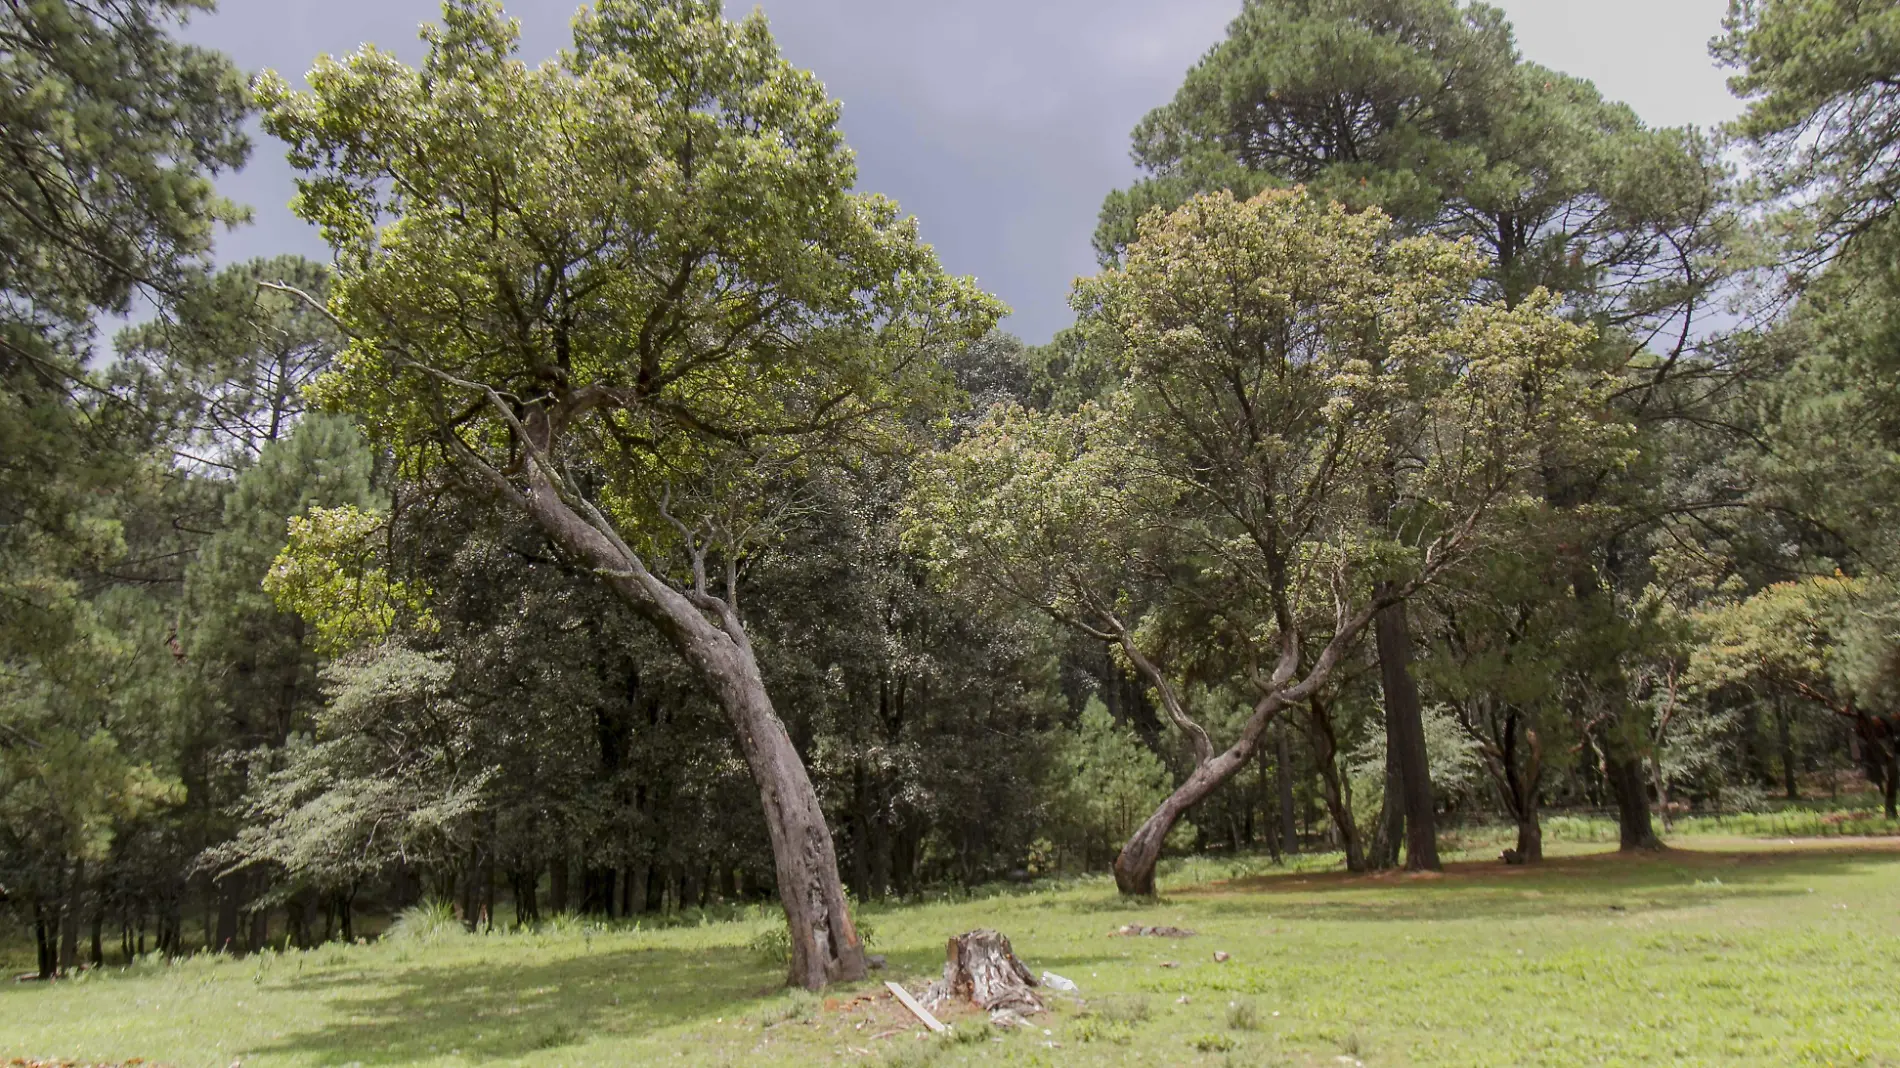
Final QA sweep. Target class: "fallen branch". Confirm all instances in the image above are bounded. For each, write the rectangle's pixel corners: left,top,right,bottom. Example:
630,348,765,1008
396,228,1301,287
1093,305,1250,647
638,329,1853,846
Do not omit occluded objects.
886,981,948,1034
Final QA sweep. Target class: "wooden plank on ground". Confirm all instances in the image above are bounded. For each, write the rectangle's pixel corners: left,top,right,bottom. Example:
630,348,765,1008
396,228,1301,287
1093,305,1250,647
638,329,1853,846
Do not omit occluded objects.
885,981,948,1033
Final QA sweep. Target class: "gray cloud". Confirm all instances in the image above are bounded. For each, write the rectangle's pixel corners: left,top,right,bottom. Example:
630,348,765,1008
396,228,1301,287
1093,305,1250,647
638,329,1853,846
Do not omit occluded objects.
187,0,1742,343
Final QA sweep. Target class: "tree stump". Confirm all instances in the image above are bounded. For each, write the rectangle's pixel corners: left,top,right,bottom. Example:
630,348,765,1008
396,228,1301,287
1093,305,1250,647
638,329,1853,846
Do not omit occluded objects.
920,928,1044,1016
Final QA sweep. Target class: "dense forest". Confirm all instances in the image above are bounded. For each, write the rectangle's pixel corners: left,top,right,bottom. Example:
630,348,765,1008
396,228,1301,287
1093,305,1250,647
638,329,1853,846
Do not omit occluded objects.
5,0,1900,993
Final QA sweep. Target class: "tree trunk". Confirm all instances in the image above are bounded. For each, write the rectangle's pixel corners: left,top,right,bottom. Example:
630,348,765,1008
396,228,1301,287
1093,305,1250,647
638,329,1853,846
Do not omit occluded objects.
1778,699,1798,800
515,467,865,989
337,887,355,943
1515,813,1543,862
248,900,269,952
549,855,569,914
479,848,495,932
1375,596,1439,871
1607,746,1663,851
1365,734,1404,871
1277,727,1298,855
58,866,81,974
1883,743,1898,820
1113,742,1249,895
34,899,56,980
214,878,240,954
921,929,1044,1016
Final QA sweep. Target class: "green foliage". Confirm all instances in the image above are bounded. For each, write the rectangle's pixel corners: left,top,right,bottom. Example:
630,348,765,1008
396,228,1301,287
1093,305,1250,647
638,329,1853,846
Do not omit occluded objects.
1691,576,1867,711
1047,699,1194,866
1346,703,1483,822
1718,0,1900,255
256,0,1000,525
206,647,492,891
1103,0,1732,329
266,505,433,656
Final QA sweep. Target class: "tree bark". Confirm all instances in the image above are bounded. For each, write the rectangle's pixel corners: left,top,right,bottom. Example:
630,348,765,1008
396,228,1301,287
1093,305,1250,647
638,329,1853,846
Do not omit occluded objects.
1606,745,1664,851
1375,596,1439,871
1294,694,1367,871
1778,699,1799,800
1113,739,1257,895
921,929,1044,1016
1277,727,1298,855
58,864,81,974
248,899,269,952
549,854,569,914
34,899,55,979
1365,735,1404,871
1882,740,1899,820
214,877,240,954
510,458,864,988
1514,814,1543,862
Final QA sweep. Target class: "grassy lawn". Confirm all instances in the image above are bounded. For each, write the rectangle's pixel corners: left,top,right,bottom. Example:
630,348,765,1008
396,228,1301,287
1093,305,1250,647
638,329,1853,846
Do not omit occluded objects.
5,838,1899,1067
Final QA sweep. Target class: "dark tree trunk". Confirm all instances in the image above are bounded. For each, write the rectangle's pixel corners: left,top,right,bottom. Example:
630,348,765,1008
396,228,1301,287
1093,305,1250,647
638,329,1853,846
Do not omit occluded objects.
214,878,240,954
549,855,569,914
1778,700,1799,800
514,463,865,989
479,849,495,932
287,890,313,949
1300,697,1366,872
90,907,104,967
334,886,356,943
58,867,81,973
1607,746,1664,851
1277,727,1298,855
1365,733,1404,871
1883,741,1899,820
645,863,666,914
512,869,539,926
629,862,650,915
248,901,269,952
1515,814,1543,862
34,899,56,979
460,852,478,929
1375,596,1439,871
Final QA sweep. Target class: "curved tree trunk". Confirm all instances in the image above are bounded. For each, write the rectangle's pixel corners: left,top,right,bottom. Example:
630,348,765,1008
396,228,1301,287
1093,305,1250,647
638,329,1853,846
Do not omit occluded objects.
1114,745,1253,896
1306,706,1366,874
514,461,864,988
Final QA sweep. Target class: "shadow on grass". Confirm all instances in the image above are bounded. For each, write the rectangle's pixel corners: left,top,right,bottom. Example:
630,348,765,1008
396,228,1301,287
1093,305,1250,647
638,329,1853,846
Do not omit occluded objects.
249,943,782,1065
248,938,1121,1065
1160,843,1900,924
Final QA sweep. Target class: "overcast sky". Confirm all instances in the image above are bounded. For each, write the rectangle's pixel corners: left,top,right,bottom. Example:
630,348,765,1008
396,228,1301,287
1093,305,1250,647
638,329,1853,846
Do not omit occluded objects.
184,0,1744,344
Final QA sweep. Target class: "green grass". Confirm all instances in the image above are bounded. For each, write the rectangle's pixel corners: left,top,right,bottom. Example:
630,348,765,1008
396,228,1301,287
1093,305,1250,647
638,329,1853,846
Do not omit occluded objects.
6,839,1900,1066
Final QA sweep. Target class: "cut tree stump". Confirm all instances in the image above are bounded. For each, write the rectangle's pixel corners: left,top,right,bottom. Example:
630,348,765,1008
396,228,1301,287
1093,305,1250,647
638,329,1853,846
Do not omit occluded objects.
920,929,1045,1016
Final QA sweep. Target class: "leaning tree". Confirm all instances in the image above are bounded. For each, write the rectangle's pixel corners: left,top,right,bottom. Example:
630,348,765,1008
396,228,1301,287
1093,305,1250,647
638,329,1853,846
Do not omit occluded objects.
912,188,1618,894
257,0,999,988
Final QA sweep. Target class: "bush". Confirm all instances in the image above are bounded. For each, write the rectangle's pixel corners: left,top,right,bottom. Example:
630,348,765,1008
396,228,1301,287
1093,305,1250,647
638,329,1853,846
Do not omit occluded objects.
384,898,464,943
